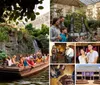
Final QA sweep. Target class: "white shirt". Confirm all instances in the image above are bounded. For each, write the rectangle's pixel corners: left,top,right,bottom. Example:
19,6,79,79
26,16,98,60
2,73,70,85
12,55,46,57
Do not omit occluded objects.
7,59,13,66
87,51,98,63
65,48,74,57
78,56,87,64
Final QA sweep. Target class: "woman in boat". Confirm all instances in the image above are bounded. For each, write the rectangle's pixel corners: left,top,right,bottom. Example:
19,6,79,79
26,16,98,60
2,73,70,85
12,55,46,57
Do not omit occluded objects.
18,57,24,67
6,56,13,66
23,57,29,67
33,53,37,63
36,56,42,63
78,48,87,64
26,54,30,60
27,57,35,68
11,55,18,66
42,54,46,62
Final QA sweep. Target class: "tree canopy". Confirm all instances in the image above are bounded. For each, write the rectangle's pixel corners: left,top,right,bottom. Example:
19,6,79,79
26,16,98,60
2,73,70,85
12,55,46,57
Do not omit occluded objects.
0,0,44,23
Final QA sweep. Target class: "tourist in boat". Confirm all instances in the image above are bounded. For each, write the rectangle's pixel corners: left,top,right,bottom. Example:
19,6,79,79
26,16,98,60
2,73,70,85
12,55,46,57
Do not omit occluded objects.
6,56,13,66
18,57,24,67
36,56,42,63
33,53,37,63
59,27,68,42
29,54,33,58
11,55,18,66
27,57,35,68
50,18,61,42
23,57,29,67
2,57,8,67
26,54,30,60
87,44,99,64
78,48,87,64
42,54,46,62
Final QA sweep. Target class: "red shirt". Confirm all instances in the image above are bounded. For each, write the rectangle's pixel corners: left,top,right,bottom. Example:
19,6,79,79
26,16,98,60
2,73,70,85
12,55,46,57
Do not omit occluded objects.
27,60,34,66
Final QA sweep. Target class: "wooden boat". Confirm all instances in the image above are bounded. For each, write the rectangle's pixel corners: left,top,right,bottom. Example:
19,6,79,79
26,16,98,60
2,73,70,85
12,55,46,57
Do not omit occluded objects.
0,62,49,80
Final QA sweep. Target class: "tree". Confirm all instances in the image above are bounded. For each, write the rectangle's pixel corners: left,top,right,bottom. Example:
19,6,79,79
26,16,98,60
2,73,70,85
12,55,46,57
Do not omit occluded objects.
0,0,44,23
25,23,49,54
25,23,49,37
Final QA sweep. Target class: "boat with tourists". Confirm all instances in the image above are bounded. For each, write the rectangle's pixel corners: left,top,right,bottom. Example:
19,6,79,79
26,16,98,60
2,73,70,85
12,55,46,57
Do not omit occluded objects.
0,62,49,79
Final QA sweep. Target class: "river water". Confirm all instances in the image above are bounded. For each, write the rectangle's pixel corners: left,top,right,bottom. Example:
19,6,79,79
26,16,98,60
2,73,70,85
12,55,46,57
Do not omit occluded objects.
0,69,49,85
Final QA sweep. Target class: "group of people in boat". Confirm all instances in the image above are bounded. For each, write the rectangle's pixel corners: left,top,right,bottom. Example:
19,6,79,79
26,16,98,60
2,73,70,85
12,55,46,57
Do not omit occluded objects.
2,51,49,68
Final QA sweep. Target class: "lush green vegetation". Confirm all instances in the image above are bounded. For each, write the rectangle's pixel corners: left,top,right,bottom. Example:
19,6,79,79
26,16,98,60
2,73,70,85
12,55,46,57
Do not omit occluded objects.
64,8,100,34
0,0,44,23
0,23,49,56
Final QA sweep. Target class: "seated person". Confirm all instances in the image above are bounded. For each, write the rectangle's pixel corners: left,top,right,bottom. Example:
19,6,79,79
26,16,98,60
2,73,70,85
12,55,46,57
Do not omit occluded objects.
36,56,42,63
23,57,29,67
12,55,18,65
42,54,47,62
2,57,8,67
27,57,35,68
18,57,24,68
6,56,13,66
33,54,37,63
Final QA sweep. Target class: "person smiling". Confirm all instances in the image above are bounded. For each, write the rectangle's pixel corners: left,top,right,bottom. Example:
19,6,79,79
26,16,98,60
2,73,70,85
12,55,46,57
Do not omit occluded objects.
87,44,99,64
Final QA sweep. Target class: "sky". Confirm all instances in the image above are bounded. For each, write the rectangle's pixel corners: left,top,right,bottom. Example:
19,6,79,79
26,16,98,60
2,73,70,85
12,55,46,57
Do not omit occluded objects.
35,0,50,17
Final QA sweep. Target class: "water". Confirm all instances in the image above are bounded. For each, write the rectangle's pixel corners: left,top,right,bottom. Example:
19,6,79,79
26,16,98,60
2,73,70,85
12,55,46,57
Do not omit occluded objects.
32,40,40,53
0,69,49,85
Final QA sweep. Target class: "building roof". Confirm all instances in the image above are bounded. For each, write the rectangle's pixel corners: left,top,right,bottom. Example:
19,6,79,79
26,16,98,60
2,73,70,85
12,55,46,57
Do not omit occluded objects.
52,0,83,6
80,0,100,5
76,65,100,72
52,0,100,6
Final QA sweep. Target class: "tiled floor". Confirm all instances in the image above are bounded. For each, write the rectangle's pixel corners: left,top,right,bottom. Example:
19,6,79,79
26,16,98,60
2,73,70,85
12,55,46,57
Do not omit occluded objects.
77,80,100,85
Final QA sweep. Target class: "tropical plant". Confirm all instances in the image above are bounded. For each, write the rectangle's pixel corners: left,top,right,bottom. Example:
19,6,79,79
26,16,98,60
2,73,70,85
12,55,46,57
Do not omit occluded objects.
0,50,7,59
0,0,44,23
64,14,71,29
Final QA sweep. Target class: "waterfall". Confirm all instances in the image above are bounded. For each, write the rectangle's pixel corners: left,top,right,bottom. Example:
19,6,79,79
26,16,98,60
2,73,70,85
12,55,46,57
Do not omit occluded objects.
32,39,40,53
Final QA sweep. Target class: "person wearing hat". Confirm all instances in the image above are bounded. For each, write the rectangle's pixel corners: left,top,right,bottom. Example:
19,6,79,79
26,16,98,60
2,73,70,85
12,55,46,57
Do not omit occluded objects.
51,45,58,63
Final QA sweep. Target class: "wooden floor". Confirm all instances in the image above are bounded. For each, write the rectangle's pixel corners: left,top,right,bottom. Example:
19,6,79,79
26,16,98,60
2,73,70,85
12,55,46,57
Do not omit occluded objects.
77,80,100,85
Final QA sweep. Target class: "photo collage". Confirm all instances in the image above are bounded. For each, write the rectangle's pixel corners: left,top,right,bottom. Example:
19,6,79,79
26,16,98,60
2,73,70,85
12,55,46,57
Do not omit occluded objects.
0,0,100,85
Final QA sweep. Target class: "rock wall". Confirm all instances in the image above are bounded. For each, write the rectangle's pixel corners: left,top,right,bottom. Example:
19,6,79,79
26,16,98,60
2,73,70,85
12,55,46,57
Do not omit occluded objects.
0,31,34,56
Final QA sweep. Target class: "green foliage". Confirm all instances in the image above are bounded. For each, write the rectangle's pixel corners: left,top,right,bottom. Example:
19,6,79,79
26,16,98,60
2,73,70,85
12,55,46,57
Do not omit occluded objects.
0,50,7,59
25,23,49,37
0,0,44,23
64,14,71,28
25,23,49,53
87,20,100,31
37,35,49,53
0,23,49,55
72,12,82,32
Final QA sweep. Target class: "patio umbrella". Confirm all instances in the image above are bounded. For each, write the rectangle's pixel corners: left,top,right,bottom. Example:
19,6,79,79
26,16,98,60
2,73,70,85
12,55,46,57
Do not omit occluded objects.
0,50,7,60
